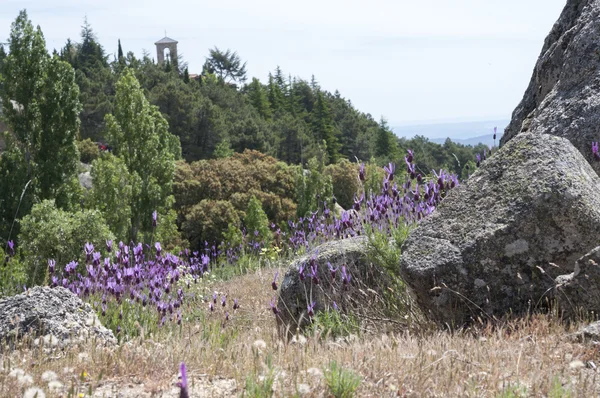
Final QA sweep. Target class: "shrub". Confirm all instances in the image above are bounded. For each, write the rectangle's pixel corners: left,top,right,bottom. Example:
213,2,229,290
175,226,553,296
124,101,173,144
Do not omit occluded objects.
325,159,360,210
182,199,240,249
174,150,297,246
18,199,115,286
77,138,100,164
244,195,272,244
296,156,333,217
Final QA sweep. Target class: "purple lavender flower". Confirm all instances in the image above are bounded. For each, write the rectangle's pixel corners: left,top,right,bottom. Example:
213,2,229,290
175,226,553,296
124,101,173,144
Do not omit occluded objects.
221,295,226,307
270,297,279,315
341,265,351,287
152,210,158,228
233,298,239,310
476,154,481,167
359,163,366,181
384,162,396,181
213,292,217,304
209,302,214,312
178,362,189,398
7,240,14,256
493,126,497,141
48,259,55,274
272,271,279,290
328,262,337,281
593,142,600,161
106,240,113,253
298,263,306,281
307,301,316,318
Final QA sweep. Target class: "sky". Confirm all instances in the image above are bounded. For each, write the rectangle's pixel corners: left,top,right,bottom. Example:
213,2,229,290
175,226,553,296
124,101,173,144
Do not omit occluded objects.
1,0,568,127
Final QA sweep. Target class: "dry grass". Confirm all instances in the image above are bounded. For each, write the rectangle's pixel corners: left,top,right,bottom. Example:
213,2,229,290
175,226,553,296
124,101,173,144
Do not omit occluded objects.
1,268,600,397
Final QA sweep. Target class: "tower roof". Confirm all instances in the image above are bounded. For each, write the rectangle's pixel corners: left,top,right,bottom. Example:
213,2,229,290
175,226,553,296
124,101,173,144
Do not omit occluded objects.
155,36,178,45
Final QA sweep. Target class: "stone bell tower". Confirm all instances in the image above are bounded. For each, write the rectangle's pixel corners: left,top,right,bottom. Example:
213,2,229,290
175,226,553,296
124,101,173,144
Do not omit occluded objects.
155,36,178,67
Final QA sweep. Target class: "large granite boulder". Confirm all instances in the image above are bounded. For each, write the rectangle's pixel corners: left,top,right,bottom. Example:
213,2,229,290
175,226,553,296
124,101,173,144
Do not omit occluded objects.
502,0,600,170
0,286,116,348
556,246,600,319
399,132,600,327
276,236,395,333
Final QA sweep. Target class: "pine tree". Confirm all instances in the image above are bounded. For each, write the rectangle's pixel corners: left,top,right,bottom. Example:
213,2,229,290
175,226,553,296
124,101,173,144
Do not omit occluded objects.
247,77,271,119
117,38,125,68
312,91,341,163
267,73,285,114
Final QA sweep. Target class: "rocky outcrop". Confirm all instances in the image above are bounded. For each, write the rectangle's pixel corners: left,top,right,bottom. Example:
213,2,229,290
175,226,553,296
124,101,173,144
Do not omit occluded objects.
399,132,600,327
0,286,116,348
502,0,600,170
276,236,395,333
556,246,600,319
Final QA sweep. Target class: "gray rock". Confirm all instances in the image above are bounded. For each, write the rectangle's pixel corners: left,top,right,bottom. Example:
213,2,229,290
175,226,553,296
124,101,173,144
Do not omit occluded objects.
399,132,600,327
78,171,92,190
502,0,600,171
276,236,394,333
556,246,600,319
573,320,600,342
0,286,116,349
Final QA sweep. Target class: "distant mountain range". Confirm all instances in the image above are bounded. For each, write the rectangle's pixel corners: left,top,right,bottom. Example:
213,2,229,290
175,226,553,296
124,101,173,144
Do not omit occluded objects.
392,119,509,147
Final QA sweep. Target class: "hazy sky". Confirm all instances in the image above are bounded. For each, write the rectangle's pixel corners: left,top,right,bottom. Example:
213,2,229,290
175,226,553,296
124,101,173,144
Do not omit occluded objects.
2,0,567,126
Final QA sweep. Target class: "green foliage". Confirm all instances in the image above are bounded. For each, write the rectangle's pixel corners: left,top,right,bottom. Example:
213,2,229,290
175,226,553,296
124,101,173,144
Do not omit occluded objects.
182,199,240,248
308,310,360,339
18,199,114,286
325,159,360,210
244,370,275,398
496,383,528,398
213,138,234,159
244,196,272,244
0,248,27,298
77,138,100,164
174,150,296,247
323,361,361,398
87,153,133,241
375,117,399,160
104,68,180,242
0,10,82,242
312,91,341,163
295,156,333,218
204,47,247,85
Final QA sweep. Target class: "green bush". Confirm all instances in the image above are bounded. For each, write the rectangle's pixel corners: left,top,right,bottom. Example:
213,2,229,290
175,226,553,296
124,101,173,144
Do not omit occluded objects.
0,248,27,298
325,159,360,210
18,199,115,286
244,196,272,244
296,156,333,218
77,138,100,164
182,199,240,249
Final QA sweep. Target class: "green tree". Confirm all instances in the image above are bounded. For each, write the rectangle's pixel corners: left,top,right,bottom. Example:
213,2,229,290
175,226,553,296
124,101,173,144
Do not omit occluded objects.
0,10,82,242
374,116,399,160
244,195,272,244
204,47,247,85
213,138,234,158
312,91,341,163
105,68,181,242
87,153,133,241
117,38,124,61
296,156,333,218
246,77,272,119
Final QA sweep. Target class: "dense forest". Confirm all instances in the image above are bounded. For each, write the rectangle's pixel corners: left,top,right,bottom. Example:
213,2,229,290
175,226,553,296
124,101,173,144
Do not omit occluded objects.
0,11,490,290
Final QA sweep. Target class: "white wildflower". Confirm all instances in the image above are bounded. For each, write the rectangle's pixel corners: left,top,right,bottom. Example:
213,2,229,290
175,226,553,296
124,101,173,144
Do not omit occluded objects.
23,387,45,398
